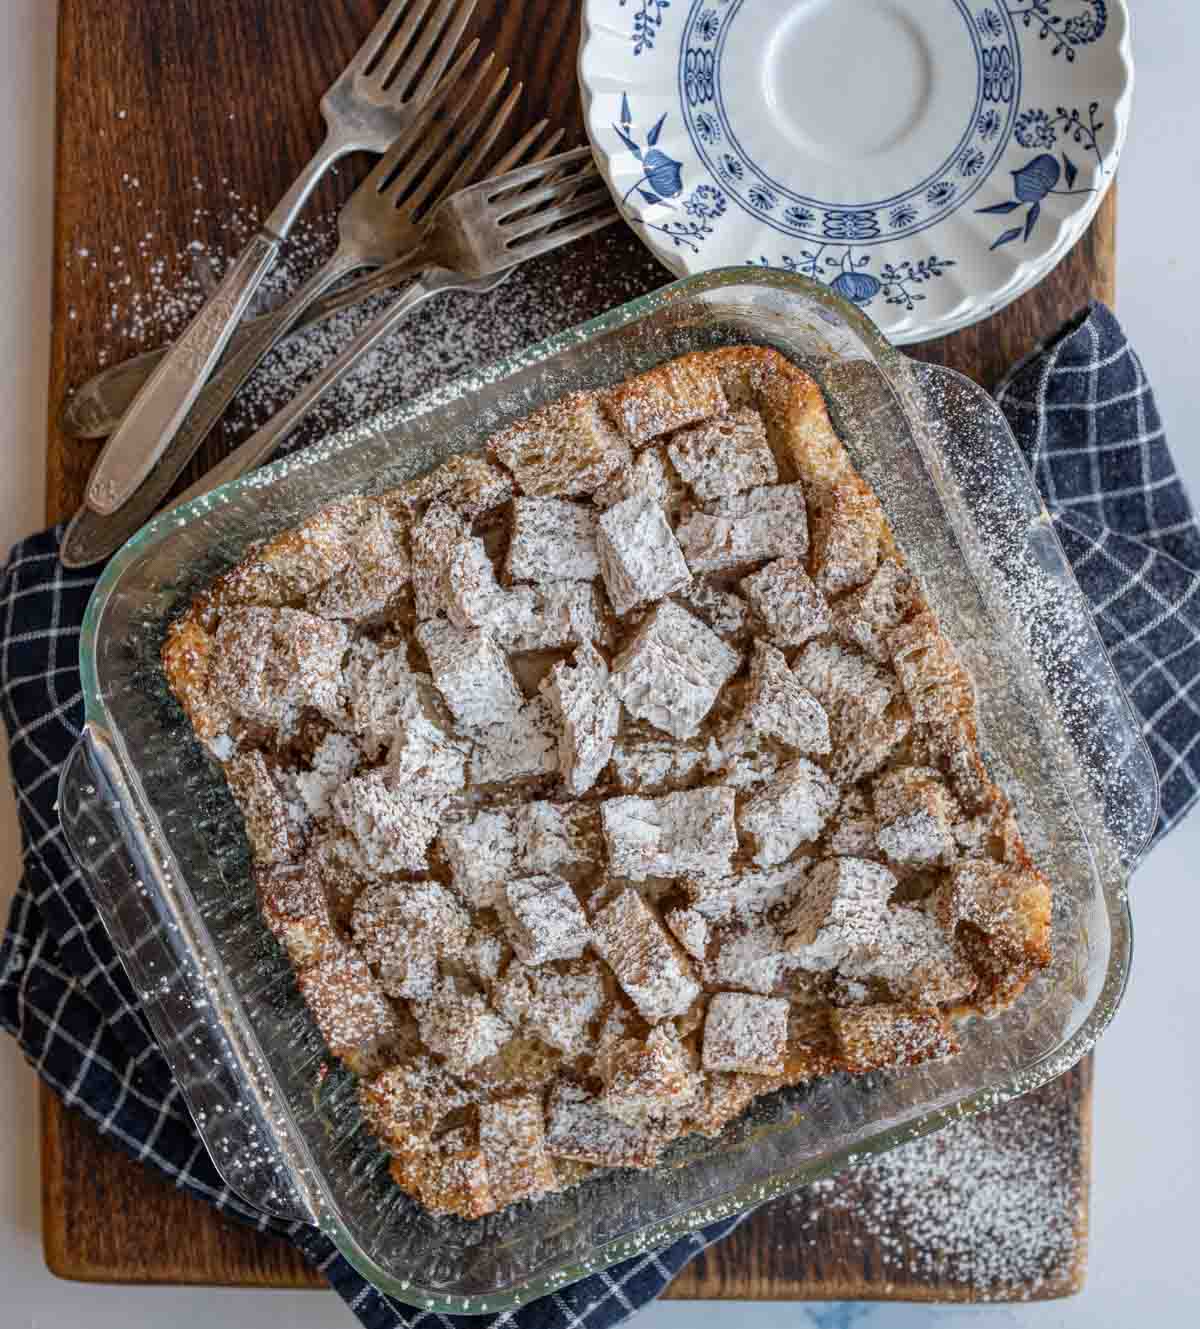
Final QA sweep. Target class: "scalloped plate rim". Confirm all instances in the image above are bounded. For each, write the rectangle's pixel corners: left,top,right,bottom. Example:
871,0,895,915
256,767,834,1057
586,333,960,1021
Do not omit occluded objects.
579,0,1133,345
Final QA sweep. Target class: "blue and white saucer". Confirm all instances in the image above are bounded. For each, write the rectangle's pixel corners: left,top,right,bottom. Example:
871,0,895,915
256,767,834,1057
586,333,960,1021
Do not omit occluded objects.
579,0,1131,343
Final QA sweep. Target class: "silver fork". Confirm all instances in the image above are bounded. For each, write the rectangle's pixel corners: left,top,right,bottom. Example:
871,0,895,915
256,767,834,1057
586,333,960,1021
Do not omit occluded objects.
59,112,566,571
168,149,616,510
82,0,478,518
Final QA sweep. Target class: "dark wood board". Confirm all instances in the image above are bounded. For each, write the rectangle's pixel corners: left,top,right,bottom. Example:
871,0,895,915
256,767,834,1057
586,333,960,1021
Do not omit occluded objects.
41,0,1115,1302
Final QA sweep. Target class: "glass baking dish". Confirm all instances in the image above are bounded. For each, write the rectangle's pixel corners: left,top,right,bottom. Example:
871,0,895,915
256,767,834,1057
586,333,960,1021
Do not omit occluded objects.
59,268,1157,1313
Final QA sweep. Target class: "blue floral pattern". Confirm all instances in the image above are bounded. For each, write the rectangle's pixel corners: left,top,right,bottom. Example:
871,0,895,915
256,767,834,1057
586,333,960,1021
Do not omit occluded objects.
1005,0,1107,61
619,0,672,56
752,248,956,313
694,111,721,144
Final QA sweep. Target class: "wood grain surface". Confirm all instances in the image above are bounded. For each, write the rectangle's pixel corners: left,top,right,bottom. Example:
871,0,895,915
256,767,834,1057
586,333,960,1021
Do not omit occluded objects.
41,0,1114,1302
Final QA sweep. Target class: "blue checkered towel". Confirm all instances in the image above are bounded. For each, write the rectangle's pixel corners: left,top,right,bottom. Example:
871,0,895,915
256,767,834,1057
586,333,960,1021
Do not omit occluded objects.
1,303,1196,1327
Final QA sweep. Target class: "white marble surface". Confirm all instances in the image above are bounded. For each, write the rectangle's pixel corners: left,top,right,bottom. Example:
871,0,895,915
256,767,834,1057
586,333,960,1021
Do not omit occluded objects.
1,3,1197,1325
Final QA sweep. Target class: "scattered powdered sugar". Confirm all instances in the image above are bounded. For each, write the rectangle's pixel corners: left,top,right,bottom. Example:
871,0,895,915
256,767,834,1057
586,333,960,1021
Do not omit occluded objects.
780,1082,1085,1297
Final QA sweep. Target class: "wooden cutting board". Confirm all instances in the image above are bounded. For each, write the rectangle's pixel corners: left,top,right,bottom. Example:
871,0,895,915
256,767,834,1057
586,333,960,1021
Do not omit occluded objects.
41,0,1114,1302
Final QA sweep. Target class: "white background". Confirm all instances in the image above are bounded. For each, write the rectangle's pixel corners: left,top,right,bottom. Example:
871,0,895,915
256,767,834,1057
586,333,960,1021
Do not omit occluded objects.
1,3,1197,1326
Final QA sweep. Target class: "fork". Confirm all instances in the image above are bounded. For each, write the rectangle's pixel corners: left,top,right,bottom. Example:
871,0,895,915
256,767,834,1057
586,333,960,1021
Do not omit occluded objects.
167,149,616,510
58,60,537,571
83,0,478,518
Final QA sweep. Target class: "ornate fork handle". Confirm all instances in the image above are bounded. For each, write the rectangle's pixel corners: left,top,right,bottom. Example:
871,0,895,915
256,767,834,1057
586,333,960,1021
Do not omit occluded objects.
83,231,284,514
63,253,434,440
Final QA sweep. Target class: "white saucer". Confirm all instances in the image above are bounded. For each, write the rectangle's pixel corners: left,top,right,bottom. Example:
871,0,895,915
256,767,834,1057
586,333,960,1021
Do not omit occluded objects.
579,0,1131,343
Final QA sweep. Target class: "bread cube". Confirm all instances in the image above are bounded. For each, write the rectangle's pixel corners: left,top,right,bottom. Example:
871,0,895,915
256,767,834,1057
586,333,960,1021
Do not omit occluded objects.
544,1080,664,1167
488,389,630,497
351,880,470,999
872,766,958,867
601,787,737,882
593,444,686,514
810,477,886,596
830,1003,959,1072
493,960,607,1056
702,916,793,995
210,606,348,729
600,1024,699,1126
503,875,591,966
410,500,469,621
610,736,707,793
591,889,701,1021
384,706,468,801
739,758,840,866
665,907,710,961
412,977,513,1074
226,750,305,866
394,453,514,520
596,495,692,614
930,860,1052,969
359,1055,469,1155
513,801,595,876
506,497,601,583
741,558,831,647
540,642,619,796
469,696,560,785
793,639,911,781
782,857,896,971
488,581,610,654
307,503,411,620
293,732,361,818
443,535,503,629
611,601,741,740
297,942,402,1075
330,770,442,875
410,1146,495,1219
343,641,426,756
839,904,977,1005
604,352,728,446
678,579,750,640
685,862,808,923
703,728,783,791
742,640,830,754
415,619,524,732
255,861,338,968
479,1096,557,1208
437,810,515,909
825,788,879,858
676,482,809,574
888,611,975,722
684,1070,771,1138
255,497,377,596
831,558,915,662
667,407,778,501
702,992,789,1075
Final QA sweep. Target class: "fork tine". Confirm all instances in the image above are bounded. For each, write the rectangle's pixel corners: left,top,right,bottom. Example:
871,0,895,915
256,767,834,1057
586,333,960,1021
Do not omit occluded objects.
408,0,480,104
502,187,612,242
493,166,601,220
411,80,525,211
471,147,596,200
486,120,559,181
362,39,480,189
377,0,477,97
354,0,427,78
504,210,621,263
377,58,504,204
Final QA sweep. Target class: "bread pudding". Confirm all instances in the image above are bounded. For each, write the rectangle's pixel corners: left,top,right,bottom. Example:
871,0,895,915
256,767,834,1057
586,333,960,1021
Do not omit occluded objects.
163,346,1051,1219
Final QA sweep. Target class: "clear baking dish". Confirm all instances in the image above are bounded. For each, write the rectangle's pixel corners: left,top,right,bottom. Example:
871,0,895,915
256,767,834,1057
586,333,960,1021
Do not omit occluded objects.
59,268,1157,1314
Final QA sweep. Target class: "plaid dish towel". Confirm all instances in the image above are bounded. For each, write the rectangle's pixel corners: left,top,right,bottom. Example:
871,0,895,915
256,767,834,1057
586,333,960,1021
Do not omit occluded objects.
1,303,1197,1328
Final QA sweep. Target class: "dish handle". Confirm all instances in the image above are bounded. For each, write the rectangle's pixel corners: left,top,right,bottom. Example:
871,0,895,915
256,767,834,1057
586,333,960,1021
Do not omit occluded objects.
58,724,318,1224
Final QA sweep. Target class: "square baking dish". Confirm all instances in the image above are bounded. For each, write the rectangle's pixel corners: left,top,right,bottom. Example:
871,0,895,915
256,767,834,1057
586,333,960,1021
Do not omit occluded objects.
60,268,1157,1313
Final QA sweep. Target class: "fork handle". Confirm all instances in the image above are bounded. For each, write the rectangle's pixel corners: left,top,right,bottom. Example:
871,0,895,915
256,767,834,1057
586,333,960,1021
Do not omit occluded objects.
83,231,282,515
171,268,472,508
